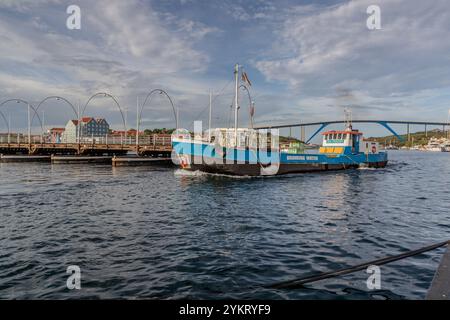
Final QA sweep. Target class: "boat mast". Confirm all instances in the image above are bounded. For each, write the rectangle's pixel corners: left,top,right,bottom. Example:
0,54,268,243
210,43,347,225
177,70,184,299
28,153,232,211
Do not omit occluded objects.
208,89,212,142
234,63,239,146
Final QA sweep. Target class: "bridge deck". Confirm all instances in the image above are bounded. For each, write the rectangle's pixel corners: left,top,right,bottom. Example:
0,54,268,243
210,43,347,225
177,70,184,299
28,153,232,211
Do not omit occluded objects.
255,119,449,129
0,142,172,155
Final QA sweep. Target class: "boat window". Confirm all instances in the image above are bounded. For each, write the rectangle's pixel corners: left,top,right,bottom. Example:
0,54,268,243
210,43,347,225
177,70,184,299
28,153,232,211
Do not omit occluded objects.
337,133,342,140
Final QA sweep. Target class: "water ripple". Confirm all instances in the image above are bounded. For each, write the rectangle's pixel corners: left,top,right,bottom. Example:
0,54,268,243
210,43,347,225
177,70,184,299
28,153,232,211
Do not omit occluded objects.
0,151,449,299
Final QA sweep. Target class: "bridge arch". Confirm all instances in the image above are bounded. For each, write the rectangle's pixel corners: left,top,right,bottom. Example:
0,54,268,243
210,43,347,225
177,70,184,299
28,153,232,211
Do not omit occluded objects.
138,89,178,135
0,99,43,134
81,92,127,140
30,96,79,134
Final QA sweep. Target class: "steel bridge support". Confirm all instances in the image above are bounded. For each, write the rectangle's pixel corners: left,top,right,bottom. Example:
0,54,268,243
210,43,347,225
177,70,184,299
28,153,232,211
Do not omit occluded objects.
377,121,405,142
306,123,329,144
305,121,405,144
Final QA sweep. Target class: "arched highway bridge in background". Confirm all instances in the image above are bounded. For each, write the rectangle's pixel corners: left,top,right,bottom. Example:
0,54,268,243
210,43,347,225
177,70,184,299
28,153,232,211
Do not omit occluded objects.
255,120,450,144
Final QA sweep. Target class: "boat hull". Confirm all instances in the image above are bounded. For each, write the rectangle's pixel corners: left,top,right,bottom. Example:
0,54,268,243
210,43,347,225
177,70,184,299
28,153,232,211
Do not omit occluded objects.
183,156,387,176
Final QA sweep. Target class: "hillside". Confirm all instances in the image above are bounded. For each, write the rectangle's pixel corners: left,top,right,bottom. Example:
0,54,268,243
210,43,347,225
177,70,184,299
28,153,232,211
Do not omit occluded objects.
369,129,449,147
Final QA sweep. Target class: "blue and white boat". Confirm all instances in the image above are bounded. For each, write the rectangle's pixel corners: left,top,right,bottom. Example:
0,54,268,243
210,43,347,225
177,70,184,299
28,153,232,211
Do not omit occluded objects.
172,65,388,176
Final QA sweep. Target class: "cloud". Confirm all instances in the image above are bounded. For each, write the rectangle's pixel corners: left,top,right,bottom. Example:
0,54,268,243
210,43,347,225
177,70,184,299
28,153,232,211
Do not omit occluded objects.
0,0,219,130
250,0,450,125
256,0,450,94
1,0,449,134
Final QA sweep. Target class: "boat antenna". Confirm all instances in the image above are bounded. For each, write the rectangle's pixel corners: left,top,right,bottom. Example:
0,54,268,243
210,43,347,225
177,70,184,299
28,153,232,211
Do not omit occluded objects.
344,107,352,130
234,63,240,146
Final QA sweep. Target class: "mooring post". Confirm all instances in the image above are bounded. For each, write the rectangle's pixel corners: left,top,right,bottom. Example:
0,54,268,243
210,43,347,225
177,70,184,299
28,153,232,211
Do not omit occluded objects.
425,124,428,138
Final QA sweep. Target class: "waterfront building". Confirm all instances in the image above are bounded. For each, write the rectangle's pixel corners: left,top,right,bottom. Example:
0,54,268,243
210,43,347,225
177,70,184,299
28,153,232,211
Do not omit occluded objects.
62,117,110,143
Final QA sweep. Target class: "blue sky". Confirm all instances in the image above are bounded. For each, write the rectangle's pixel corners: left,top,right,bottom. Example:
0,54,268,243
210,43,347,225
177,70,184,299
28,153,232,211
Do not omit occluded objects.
1,0,450,140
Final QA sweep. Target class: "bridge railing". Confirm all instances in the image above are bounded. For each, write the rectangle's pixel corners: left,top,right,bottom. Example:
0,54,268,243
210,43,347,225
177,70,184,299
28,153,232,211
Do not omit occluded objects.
0,134,173,146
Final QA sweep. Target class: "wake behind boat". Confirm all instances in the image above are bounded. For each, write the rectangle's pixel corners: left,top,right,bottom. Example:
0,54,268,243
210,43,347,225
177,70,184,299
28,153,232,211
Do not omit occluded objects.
172,64,388,176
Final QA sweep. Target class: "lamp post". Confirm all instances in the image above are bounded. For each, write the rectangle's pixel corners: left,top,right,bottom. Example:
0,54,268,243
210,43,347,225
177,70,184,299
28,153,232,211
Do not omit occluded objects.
0,110,9,143
27,103,30,144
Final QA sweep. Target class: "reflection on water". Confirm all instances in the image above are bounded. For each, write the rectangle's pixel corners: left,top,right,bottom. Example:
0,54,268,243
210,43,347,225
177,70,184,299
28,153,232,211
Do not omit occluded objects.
0,151,449,299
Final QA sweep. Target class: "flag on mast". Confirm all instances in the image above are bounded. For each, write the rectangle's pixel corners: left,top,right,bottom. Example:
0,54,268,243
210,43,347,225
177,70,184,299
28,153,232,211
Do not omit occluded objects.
241,71,252,86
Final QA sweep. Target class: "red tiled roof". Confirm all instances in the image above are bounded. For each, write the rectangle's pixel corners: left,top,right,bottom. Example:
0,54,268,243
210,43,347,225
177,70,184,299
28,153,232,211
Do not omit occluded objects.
70,117,106,125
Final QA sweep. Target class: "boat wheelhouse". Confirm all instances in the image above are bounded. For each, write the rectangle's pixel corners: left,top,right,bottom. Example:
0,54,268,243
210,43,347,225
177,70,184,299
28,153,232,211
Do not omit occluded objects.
320,127,380,156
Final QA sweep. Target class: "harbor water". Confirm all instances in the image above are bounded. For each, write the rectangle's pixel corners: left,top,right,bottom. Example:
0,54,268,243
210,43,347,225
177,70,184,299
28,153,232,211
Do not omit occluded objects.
0,151,449,299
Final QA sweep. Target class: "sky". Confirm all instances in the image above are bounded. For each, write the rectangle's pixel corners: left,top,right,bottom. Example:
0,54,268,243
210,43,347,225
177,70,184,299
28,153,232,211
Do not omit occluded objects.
0,0,450,140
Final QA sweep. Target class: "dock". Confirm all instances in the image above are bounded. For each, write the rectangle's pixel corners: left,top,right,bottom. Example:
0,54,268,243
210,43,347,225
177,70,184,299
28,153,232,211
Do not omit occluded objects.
0,154,51,162
112,156,173,167
0,154,173,167
427,245,450,300
51,155,113,164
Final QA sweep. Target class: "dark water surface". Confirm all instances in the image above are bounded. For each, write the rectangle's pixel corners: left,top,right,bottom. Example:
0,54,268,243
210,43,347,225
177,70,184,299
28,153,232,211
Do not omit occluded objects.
1,151,450,299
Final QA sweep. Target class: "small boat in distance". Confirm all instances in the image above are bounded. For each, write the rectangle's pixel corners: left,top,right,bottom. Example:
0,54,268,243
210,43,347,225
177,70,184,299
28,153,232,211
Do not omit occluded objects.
425,138,444,152
172,64,388,176
442,140,450,152
385,144,399,150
